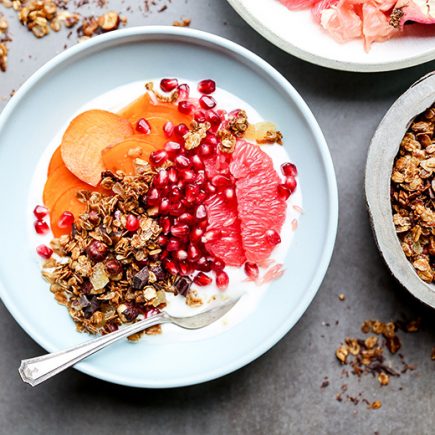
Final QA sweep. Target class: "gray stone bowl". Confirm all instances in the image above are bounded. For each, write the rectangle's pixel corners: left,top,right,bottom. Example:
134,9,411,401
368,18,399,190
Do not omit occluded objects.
366,72,435,308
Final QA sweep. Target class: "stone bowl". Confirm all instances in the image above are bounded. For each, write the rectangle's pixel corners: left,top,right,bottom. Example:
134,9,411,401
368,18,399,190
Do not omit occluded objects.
366,72,435,308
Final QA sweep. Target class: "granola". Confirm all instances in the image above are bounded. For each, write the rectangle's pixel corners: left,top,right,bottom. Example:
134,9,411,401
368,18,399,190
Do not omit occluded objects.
391,104,435,283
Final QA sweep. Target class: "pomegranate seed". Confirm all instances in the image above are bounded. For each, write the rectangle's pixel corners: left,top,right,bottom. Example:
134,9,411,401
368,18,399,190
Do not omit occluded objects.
57,211,74,229
159,198,170,214
277,184,291,200
160,250,169,260
203,133,219,147
126,214,140,232
187,244,201,261
244,262,259,280
284,176,297,193
191,227,204,242
194,171,206,188
158,235,168,246
206,182,217,194
147,188,160,206
171,224,190,238
136,118,151,134
206,110,221,126
33,205,48,220
167,167,178,184
216,270,229,290
163,121,174,138
175,155,190,169
178,261,189,276
281,162,298,177
194,110,207,123
169,202,185,217
159,216,171,234
224,187,235,201
150,149,168,166
196,258,213,272
177,83,190,99
195,204,207,220
182,169,196,182
194,272,212,286
160,78,178,92
212,258,225,271
265,229,281,246
195,191,207,205
178,212,195,226
185,184,199,203
202,229,221,243
165,141,182,156
198,143,212,156
169,185,182,201
175,249,188,261
36,244,53,259
199,95,216,110
191,155,204,171
167,238,181,251
164,259,178,275
198,79,216,95
198,219,208,230
34,220,49,235
174,123,189,137
211,174,231,187
178,100,194,115
154,169,169,188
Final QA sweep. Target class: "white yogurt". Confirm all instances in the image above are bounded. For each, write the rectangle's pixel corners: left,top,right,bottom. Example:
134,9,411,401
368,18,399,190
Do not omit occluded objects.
28,80,303,344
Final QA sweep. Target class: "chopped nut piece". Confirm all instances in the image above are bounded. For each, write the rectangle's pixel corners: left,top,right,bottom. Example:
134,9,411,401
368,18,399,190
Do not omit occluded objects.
255,121,283,145
184,122,209,150
172,18,191,27
98,11,119,31
369,400,382,410
377,372,389,386
186,289,203,307
336,345,349,364
338,293,345,301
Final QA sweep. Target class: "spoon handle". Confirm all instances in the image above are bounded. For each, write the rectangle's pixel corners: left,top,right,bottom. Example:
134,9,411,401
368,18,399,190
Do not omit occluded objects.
19,313,167,387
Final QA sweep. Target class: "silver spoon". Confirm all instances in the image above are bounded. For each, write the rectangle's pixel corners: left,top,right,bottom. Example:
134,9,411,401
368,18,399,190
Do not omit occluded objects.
19,297,240,387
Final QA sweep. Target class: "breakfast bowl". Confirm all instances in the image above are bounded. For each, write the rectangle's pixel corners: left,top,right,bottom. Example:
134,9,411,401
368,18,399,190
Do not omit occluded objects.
366,72,435,308
0,27,338,387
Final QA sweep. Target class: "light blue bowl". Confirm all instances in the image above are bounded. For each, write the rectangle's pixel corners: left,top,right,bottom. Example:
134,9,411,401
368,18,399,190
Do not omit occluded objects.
0,27,338,388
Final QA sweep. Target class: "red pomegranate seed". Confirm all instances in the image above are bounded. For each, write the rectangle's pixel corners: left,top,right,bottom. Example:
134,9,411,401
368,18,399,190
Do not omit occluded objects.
159,198,170,214
147,188,160,206
202,229,221,243
169,185,182,201
164,259,178,275
158,235,168,246
167,238,181,252
163,121,174,138
265,229,281,246
182,169,196,182
198,219,208,230
281,162,298,177
206,110,221,126
185,184,199,203
284,176,297,193
194,110,207,123
191,155,204,171
33,205,48,220
126,214,140,232
195,204,207,220
57,211,74,229
178,100,194,115
175,155,190,168
150,149,168,166
175,249,188,261
174,123,189,137
244,262,259,280
194,171,206,187
224,187,235,201
136,118,151,134
206,182,217,194
160,78,178,92
178,261,189,276
167,167,178,184
159,216,171,234
196,258,213,272
165,141,182,156
203,133,219,147
212,258,225,271
178,212,195,226
198,79,216,95
195,191,207,205
34,220,49,235
191,227,203,242
187,244,201,261
193,272,212,286
198,143,212,157
36,244,53,259
199,95,216,110
277,184,291,200
154,169,169,188
177,83,190,99
216,270,229,290
169,202,185,217
211,174,231,187
171,224,190,238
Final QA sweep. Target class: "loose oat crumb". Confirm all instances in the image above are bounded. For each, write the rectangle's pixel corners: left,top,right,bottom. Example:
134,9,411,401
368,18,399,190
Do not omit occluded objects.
369,400,382,410
172,18,191,27
338,293,346,301
185,289,203,307
377,372,389,386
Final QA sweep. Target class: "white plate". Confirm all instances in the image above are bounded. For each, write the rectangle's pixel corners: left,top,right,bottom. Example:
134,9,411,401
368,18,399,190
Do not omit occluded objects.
227,0,435,72
0,27,338,388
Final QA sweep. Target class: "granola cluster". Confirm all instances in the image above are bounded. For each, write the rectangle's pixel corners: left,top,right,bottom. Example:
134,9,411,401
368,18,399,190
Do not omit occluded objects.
41,170,193,339
391,105,435,283
0,12,9,71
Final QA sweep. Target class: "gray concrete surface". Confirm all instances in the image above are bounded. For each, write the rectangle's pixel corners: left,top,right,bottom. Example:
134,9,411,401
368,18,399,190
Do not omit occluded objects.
1,1,435,434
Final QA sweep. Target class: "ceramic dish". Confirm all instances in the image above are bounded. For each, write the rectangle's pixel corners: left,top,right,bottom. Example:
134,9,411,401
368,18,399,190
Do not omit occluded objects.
0,27,338,388
366,72,435,308
226,0,435,73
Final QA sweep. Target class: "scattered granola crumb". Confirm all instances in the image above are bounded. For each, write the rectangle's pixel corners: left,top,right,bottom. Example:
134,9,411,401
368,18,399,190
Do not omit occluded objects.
172,17,191,27
320,378,330,388
185,289,203,307
377,372,389,386
369,400,382,410
338,293,346,301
